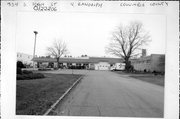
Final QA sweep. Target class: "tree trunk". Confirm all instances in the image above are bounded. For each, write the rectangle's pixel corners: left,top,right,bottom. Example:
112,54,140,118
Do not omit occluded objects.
124,58,131,72
57,57,60,68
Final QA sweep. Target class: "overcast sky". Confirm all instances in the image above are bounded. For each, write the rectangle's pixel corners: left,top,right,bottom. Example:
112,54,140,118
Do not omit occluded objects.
16,12,166,57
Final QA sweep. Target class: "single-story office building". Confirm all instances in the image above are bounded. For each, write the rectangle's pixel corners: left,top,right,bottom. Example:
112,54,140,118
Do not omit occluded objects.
32,57,124,70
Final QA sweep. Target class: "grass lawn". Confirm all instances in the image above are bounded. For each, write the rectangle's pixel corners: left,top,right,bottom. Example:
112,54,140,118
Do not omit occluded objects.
130,75,164,86
16,73,82,115
115,71,164,86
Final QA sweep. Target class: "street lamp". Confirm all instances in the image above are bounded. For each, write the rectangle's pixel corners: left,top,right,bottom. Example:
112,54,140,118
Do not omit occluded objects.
33,31,38,70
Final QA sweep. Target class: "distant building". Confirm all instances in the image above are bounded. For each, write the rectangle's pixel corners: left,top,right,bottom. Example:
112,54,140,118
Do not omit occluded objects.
32,57,125,70
131,54,165,73
141,49,147,57
17,52,33,67
32,51,165,72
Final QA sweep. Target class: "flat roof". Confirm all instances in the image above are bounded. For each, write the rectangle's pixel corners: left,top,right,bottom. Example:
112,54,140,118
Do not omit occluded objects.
32,57,123,64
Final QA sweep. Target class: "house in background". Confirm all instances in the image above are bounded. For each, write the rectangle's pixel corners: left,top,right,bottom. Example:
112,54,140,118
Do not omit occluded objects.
17,52,33,67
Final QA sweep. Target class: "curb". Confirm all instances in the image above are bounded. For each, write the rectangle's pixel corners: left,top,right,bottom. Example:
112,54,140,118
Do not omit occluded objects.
43,75,84,115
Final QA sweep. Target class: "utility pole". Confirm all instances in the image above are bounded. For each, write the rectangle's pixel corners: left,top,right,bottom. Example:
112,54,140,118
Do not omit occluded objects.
33,31,38,70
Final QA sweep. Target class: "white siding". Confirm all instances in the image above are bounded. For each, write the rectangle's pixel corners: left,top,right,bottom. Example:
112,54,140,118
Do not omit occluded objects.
17,52,33,66
94,62,110,70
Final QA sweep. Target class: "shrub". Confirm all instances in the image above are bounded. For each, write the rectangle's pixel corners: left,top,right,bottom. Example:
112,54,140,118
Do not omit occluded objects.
38,68,52,71
17,73,45,80
17,74,28,80
22,70,33,74
17,61,25,68
17,67,22,74
17,61,25,75
53,67,58,70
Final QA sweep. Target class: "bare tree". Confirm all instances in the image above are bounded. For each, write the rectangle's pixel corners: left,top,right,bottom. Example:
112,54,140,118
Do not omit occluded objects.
47,39,68,68
106,21,151,71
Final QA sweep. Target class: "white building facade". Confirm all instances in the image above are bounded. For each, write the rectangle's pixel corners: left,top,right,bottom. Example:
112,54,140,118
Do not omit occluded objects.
94,62,111,70
17,52,33,67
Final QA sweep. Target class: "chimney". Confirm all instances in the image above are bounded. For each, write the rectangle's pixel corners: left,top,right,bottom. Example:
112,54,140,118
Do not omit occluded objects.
142,49,146,57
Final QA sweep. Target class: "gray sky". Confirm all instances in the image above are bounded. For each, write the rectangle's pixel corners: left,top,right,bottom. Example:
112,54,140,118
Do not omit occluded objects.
16,12,166,57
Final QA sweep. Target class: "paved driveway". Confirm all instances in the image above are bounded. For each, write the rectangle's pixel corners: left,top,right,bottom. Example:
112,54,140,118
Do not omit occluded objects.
54,70,164,117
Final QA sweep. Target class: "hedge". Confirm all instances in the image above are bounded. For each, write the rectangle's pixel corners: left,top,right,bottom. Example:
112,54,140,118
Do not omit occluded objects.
22,70,33,74
17,67,22,75
17,73,45,80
